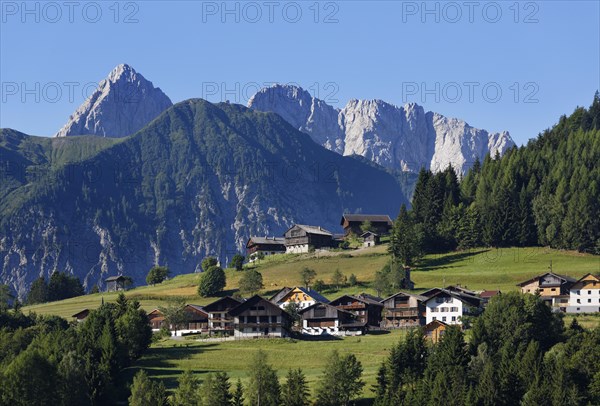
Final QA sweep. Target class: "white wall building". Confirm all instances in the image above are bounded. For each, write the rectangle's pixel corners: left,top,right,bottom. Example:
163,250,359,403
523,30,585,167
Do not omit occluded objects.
423,289,481,325
567,273,600,313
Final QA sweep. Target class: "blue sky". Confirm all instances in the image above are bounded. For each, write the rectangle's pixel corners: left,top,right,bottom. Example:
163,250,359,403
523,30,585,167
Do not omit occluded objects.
1,0,599,145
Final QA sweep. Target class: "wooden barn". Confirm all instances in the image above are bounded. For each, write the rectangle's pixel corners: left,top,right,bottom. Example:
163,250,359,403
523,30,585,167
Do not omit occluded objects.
246,236,286,261
340,214,393,236
425,320,448,343
284,224,334,254
229,295,291,338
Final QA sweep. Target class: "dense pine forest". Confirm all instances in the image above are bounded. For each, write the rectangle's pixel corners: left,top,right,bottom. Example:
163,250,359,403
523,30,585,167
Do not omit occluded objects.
391,93,600,263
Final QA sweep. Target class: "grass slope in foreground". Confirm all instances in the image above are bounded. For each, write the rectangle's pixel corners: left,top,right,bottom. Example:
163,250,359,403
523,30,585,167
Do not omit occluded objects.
24,246,600,319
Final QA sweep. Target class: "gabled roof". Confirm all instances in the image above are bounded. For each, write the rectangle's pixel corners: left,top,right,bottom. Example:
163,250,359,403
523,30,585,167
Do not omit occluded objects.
381,291,427,303
298,301,355,317
286,224,333,236
572,273,600,284
105,275,126,282
479,290,501,299
269,287,293,302
516,272,577,287
425,319,449,329
246,236,286,247
423,288,481,308
202,296,243,312
229,295,289,317
360,231,379,238
276,286,330,304
444,285,477,296
185,304,209,317
329,293,384,307
341,214,393,225
72,309,89,318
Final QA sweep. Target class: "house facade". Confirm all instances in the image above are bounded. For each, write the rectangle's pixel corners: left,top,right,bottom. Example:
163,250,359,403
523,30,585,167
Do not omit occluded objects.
380,292,426,328
203,296,243,335
517,272,576,312
361,231,380,248
425,320,448,343
147,305,209,336
299,302,360,336
329,294,383,329
105,275,127,292
423,288,481,325
340,214,393,236
567,274,600,313
271,286,330,310
246,236,286,261
229,295,291,338
284,224,334,254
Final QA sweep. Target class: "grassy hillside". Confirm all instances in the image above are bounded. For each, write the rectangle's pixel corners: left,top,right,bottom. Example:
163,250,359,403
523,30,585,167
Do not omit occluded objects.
24,245,599,319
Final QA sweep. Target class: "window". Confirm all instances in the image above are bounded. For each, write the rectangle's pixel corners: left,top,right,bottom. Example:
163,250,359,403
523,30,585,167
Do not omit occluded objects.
442,316,447,322
589,291,592,295
431,308,437,313
588,299,592,303
577,299,581,304
452,316,456,321
432,317,437,321
271,316,277,323
451,307,458,312
551,288,556,292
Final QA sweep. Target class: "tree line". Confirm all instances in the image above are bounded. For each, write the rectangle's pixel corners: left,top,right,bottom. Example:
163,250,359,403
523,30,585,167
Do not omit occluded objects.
0,293,152,405
389,92,600,265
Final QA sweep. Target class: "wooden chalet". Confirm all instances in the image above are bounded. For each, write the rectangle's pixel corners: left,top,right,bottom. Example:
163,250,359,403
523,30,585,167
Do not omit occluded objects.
105,275,127,292
479,290,501,306
148,309,166,330
271,286,330,310
246,236,286,261
147,305,209,336
284,224,334,254
229,295,291,338
72,309,90,322
299,302,361,336
517,272,577,311
340,214,392,236
380,292,426,328
425,320,448,343
361,231,380,248
269,287,293,304
203,296,243,335
329,293,384,329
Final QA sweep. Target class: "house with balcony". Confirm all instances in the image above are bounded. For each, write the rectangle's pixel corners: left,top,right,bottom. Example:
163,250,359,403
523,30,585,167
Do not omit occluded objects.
422,288,481,325
203,296,243,335
517,272,577,312
229,295,291,338
284,224,334,253
329,293,383,330
380,291,426,328
567,273,600,313
246,236,286,261
299,302,360,336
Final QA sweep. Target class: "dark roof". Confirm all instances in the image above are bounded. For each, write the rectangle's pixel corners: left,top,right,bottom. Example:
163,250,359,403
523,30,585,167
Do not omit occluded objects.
341,214,393,225
246,236,286,247
573,273,600,283
360,231,379,237
444,285,477,296
72,309,89,318
424,289,481,308
105,275,126,282
425,320,449,329
202,296,243,312
516,272,577,287
381,291,427,303
286,224,333,236
185,304,209,317
269,287,293,302
330,294,384,307
229,295,289,317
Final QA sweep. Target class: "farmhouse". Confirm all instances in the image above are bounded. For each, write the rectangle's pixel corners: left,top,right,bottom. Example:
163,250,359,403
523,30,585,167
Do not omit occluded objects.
229,295,291,338
246,236,286,261
105,275,127,292
329,293,384,329
147,305,209,336
270,286,330,309
299,302,360,336
340,214,392,236
422,288,481,325
284,224,334,254
203,296,243,335
380,291,426,328
479,290,501,307
148,309,166,330
425,320,448,343
517,272,577,311
361,231,380,248
567,273,600,313
72,309,90,322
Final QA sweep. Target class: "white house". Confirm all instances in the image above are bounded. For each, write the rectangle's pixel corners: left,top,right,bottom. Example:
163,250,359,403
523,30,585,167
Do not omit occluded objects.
423,288,481,325
567,273,600,313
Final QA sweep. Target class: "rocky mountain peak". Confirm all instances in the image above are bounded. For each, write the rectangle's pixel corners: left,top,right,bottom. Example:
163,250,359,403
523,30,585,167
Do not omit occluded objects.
249,85,515,175
55,64,172,138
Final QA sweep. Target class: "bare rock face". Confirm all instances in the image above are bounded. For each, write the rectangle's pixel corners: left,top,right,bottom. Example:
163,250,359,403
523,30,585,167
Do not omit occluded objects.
249,85,515,174
55,64,172,138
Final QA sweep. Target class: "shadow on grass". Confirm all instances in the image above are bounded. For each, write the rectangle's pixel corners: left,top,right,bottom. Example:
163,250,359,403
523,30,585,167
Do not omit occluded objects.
418,249,490,271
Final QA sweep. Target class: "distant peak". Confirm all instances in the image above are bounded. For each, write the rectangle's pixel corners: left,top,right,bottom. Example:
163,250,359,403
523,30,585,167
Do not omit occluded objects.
107,63,137,82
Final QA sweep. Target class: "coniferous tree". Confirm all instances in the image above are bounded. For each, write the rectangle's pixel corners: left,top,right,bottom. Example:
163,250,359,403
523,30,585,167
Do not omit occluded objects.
281,368,310,406
172,369,199,406
246,350,280,406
